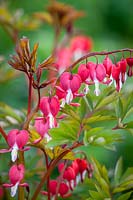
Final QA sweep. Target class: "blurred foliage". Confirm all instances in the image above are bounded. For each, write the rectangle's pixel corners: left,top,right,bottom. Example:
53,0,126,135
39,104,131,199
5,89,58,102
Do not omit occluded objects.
0,0,133,199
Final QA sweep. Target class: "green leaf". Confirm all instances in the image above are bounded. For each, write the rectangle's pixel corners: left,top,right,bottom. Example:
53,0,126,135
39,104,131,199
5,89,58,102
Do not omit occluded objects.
89,190,103,200
114,157,123,184
83,115,115,125
46,121,78,148
115,98,123,119
94,87,119,109
0,102,24,123
117,192,133,200
84,127,122,148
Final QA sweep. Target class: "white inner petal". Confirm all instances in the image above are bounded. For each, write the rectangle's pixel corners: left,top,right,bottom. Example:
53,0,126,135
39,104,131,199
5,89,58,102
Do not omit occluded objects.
84,84,89,95
48,113,55,129
11,182,19,197
66,89,73,104
94,80,100,96
11,143,18,162
60,98,66,108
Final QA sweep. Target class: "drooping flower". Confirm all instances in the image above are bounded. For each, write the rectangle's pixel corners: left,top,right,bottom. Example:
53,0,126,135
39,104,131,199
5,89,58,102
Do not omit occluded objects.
70,35,93,60
87,62,107,96
0,129,29,162
56,48,72,74
56,72,82,106
126,57,133,77
117,58,127,83
103,55,113,78
3,164,29,197
111,63,121,92
40,96,60,129
34,117,51,143
63,166,76,190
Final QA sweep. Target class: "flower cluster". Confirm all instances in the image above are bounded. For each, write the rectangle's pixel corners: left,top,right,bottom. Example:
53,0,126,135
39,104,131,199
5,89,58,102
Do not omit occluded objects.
41,158,93,198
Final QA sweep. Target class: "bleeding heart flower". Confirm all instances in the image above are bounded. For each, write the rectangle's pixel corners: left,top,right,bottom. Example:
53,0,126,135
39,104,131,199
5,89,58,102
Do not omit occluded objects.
87,62,107,96
3,164,29,197
70,35,93,60
63,166,76,190
117,58,127,83
126,57,133,77
40,96,60,129
56,48,72,74
103,56,113,77
111,64,121,92
34,117,51,143
56,72,82,105
0,129,29,162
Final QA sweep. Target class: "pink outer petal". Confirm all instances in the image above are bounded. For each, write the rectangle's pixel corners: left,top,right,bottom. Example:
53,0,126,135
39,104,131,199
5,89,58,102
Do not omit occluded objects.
9,164,24,184
78,64,90,82
70,103,80,107
0,148,11,153
41,191,48,196
40,97,50,116
103,56,113,77
70,74,81,93
21,147,30,151
56,86,66,100
3,183,13,188
35,118,49,137
111,64,121,80
16,130,29,149
87,62,96,81
7,129,19,147
19,183,29,188
49,97,60,116
60,72,71,91
96,64,106,82
33,137,42,144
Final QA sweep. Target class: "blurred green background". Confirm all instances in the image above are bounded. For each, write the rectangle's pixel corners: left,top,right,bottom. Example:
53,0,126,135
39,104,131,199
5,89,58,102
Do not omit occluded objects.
0,0,133,178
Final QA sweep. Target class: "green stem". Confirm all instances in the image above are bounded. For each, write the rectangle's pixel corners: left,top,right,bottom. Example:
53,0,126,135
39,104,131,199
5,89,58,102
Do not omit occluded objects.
0,126,7,142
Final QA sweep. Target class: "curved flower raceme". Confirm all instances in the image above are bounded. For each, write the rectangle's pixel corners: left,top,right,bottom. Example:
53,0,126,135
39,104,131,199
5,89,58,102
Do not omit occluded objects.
3,164,28,197
56,72,83,106
0,129,29,162
40,96,60,129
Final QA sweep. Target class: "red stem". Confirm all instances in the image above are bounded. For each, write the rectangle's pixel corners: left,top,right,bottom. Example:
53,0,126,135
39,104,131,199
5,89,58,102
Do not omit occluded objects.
31,142,83,200
69,48,133,70
43,149,51,200
27,74,33,116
